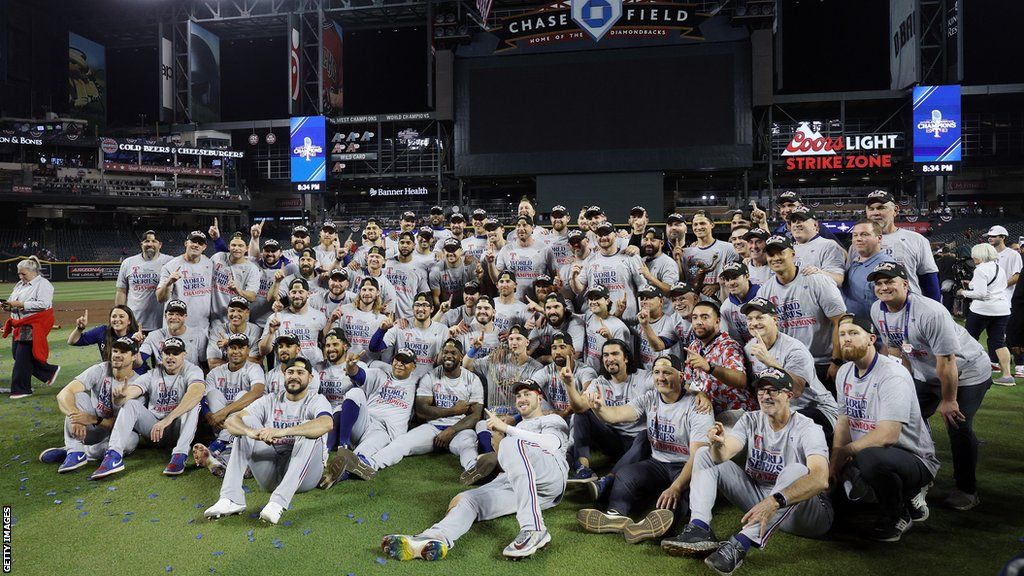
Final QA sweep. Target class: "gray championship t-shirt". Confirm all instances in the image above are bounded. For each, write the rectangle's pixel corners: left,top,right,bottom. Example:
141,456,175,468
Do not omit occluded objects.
729,410,829,488
794,236,847,276
75,362,139,419
583,313,631,371
141,326,208,367
531,363,598,413
159,255,215,330
415,367,485,427
205,320,262,363
836,354,941,476
758,271,847,364
384,259,429,318
245,391,332,447
205,362,266,404
580,251,646,322
745,332,839,427
629,390,713,464
382,322,450,378
210,252,261,319
497,241,557,300
586,370,654,437
683,240,740,292
131,361,205,419
117,253,174,330
315,361,357,407
853,228,938,295
870,295,990,387
275,307,329,364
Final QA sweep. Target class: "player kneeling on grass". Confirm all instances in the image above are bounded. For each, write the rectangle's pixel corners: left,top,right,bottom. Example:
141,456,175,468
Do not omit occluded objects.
90,337,206,479
193,333,267,477
40,337,142,472
382,380,569,561
829,315,939,542
358,338,484,476
317,348,419,488
576,354,713,544
204,357,333,525
661,369,832,576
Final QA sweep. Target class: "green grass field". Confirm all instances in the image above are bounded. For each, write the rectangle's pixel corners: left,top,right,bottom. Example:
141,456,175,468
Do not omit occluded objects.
0,282,1021,576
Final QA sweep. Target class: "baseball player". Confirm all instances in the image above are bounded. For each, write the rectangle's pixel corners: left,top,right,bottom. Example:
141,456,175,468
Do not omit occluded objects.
438,280,481,328
386,231,430,318
542,205,573,269
139,299,208,369
39,337,142,473
349,218,397,266
262,278,328,363
581,285,630,371
206,296,262,369
381,380,569,561
308,269,355,319
868,261,990,510
758,234,847,386
318,348,420,488
641,281,700,359
430,238,476,308
349,246,399,313
262,334,321,396
280,224,312,263
633,285,681,369
861,190,941,300
527,293,584,361
457,295,502,359
193,333,266,476
830,315,939,541
326,277,388,362
312,220,343,271
566,339,653,486
459,324,544,484
203,357,333,525
278,248,326,298
246,236,297,327
316,328,360,450
719,261,760,345
89,336,205,479
370,292,448,378
571,222,646,323
491,270,530,335
639,228,680,302
742,228,772,286
462,209,491,264
357,339,484,476
682,212,740,300
489,215,556,300
661,369,833,576
115,229,173,331
412,228,440,276
743,297,839,438
209,230,261,319
561,230,594,313
577,355,713,544
530,332,596,418
156,230,215,331
788,207,846,286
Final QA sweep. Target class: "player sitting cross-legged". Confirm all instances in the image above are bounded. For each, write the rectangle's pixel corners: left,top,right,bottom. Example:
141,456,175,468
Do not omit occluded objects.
381,380,569,561
204,357,333,525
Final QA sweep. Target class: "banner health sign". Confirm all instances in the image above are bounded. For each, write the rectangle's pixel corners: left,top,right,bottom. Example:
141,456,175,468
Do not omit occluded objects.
291,116,327,192
912,85,961,173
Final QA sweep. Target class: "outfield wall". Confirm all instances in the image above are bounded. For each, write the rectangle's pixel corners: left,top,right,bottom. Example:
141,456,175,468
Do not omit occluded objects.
0,258,120,283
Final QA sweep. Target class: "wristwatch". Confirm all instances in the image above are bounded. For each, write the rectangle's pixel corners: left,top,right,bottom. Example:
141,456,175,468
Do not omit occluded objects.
772,492,788,508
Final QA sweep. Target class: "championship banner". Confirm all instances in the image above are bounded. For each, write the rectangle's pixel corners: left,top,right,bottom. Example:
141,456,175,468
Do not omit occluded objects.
290,116,327,192
189,22,221,123
912,85,961,173
288,14,301,115
889,0,918,90
322,21,344,116
68,33,107,129
490,0,709,53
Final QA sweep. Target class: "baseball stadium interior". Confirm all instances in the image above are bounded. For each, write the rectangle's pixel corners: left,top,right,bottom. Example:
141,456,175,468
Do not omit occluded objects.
1,0,1023,574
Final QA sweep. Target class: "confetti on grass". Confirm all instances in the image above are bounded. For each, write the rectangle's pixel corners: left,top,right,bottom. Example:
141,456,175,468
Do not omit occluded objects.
375,557,387,565
302,529,312,536
212,551,224,557
149,493,159,499
380,513,390,522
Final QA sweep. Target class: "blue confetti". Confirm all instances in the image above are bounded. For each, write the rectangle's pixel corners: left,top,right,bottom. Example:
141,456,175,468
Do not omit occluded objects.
180,496,187,501
75,498,84,504
347,513,354,519
282,520,293,527
124,512,134,516
75,505,83,510
380,513,389,522
122,517,131,523
302,529,311,536
209,569,216,574
23,493,30,497
107,486,117,491
247,530,254,537
241,486,252,494
187,519,195,525
355,518,364,525
212,551,224,557
148,493,159,499
194,504,204,509
375,557,387,565
79,511,89,518
166,566,173,573
196,533,204,540
248,513,259,519
53,500,62,505
150,519,160,523
46,490,57,496
19,477,27,482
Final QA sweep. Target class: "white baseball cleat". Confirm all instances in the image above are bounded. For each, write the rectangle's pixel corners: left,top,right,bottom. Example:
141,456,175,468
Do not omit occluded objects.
204,498,246,519
260,502,285,524
502,529,551,559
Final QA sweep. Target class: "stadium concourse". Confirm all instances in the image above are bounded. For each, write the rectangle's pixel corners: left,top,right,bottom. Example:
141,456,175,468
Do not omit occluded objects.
1,196,1023,576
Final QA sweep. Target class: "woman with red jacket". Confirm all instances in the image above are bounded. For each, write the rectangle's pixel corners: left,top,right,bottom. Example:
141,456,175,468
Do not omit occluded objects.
3,256,60,398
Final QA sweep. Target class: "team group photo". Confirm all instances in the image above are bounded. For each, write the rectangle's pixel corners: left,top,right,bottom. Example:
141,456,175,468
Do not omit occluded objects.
0,0,1022,575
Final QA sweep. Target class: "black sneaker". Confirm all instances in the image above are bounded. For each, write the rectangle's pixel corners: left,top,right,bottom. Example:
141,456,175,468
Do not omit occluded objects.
870,513,913,542
704,536,747,576
660,522,719,556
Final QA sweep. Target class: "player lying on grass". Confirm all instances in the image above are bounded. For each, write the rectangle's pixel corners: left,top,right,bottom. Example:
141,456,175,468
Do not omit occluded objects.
204,357,333,525
381,380,569,561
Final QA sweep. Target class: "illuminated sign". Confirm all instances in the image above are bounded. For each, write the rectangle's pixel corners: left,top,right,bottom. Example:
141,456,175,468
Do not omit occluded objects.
290,116,326,186
913,85,960,173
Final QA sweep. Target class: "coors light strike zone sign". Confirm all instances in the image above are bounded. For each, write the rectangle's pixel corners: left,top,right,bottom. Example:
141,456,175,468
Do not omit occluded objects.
781,122,900,171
